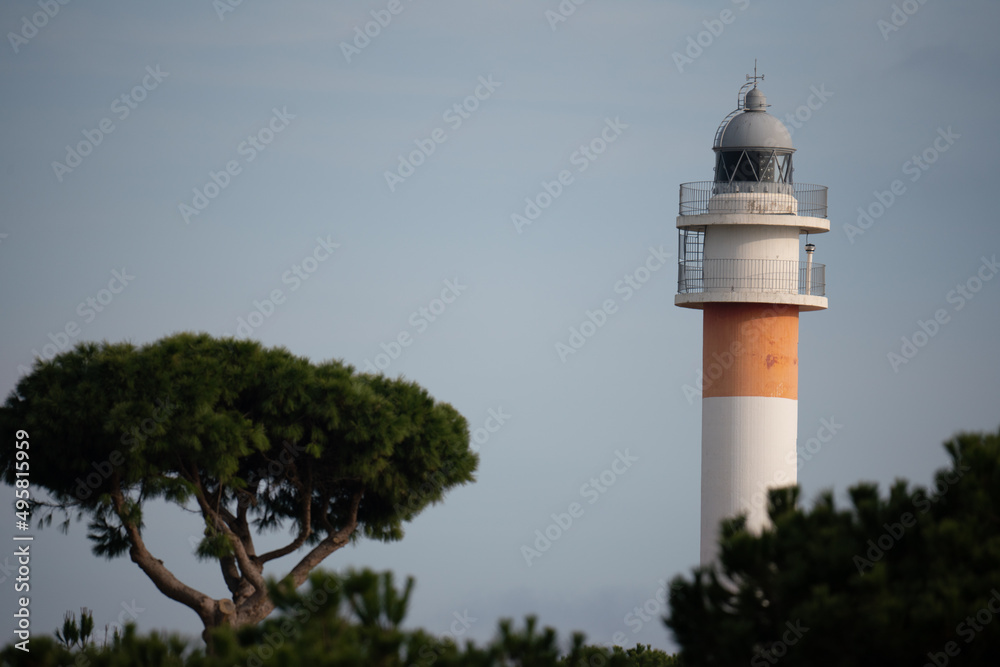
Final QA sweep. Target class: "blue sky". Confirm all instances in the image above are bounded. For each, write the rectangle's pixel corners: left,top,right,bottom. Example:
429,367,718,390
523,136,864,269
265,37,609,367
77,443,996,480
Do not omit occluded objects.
1,0,999,653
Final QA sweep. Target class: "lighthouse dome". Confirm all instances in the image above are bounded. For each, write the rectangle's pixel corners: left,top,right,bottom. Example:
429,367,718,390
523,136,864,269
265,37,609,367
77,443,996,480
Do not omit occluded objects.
715,87,794,152
716,110,793,151
744,86,767,111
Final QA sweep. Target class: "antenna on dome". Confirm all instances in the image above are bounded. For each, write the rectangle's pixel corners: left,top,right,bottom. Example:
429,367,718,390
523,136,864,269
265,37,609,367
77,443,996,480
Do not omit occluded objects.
746,59,764,87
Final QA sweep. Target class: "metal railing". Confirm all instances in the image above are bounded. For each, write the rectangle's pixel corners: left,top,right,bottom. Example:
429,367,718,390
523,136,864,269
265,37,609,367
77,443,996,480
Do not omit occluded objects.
679,181,828,218
677,258,825,296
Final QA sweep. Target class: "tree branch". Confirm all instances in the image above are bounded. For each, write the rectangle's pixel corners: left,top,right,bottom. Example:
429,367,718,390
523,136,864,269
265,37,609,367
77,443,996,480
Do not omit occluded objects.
317,491,334,533
219,500,257,560
286,488,363,588
218,556,243,597
110,487,214,625
257,477,313,565
184,461,267,595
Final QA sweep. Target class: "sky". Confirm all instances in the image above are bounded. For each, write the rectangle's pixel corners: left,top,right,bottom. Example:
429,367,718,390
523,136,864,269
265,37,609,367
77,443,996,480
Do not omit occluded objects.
1,0,999,655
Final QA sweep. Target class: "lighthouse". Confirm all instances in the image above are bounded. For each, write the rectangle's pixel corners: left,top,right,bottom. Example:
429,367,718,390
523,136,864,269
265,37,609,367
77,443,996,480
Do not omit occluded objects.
675,73,829,564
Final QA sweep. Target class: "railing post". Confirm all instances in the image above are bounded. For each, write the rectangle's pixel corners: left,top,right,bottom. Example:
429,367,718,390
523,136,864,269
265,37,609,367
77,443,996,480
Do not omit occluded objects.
677,256,824,296
804,244,815,296
680,182,828,217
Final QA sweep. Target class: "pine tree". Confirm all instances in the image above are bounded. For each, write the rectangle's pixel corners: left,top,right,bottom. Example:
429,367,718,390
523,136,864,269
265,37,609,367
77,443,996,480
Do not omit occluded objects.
0,333,477,640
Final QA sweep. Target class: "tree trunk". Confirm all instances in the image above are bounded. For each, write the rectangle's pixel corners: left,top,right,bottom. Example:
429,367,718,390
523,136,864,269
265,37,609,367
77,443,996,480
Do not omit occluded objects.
115,484,364,650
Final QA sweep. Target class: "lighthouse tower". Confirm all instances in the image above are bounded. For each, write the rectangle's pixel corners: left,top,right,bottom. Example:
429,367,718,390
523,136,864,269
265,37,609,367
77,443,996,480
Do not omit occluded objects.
675,73,829,564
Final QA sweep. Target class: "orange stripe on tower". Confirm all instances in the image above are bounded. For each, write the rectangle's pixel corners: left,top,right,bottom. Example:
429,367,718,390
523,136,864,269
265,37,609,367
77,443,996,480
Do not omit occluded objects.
702,303,799,399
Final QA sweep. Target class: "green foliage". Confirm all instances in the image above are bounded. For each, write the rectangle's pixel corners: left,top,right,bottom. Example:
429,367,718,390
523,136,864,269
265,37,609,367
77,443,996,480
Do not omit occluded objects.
0,569,683,667
666,428,1000,665
53,607,96,652
0,333,477,548
54,612,79,650
555,641,680,667
0,333,478,630
87,506,134,558
55,609,86,650
341,569,415,630
493,615,561,665
193,523,234,561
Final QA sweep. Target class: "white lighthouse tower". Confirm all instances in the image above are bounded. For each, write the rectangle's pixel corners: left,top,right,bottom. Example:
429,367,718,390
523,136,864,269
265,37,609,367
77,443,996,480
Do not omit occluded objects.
675,73,830,564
